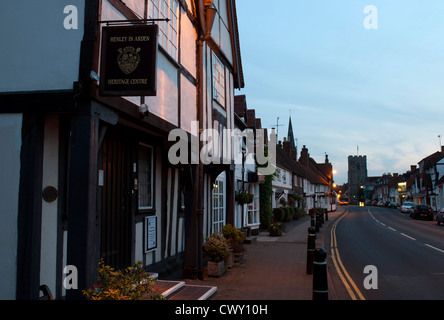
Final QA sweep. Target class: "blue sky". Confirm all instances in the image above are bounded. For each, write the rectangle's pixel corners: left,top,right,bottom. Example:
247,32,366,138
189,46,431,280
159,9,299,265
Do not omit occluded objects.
235,1,444,184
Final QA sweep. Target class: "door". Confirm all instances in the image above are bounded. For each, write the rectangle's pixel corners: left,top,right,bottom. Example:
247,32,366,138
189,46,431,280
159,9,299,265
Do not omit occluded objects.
100,137,132,270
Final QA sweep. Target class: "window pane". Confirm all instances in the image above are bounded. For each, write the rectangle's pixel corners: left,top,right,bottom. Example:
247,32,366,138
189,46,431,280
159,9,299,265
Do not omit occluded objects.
138,144,153,209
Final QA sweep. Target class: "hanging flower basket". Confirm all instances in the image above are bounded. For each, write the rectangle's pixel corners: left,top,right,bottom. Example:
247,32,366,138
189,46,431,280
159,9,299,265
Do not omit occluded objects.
235,191,254,205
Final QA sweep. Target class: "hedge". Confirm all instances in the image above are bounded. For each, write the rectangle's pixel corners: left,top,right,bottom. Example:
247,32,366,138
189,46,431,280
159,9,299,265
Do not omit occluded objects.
272,207,305,222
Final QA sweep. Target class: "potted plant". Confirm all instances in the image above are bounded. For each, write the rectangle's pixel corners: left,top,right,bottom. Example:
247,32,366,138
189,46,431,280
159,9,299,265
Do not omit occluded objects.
203,232,230,277
221,224,246,266
235,191,254,205
269,221,283,237
82,259,164,300
231,242,246,264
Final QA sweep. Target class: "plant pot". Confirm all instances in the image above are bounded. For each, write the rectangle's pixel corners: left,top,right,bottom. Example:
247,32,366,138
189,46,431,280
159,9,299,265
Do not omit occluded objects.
234,252,245,264
226,249,234,269
207,260,226,277
269,229,282,237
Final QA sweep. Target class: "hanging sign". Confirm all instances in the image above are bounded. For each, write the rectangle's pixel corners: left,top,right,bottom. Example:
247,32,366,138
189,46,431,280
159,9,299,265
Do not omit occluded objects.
100,24,158,96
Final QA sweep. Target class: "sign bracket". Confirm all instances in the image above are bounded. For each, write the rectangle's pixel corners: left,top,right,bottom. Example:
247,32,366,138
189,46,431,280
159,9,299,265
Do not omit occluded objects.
98,18,170,26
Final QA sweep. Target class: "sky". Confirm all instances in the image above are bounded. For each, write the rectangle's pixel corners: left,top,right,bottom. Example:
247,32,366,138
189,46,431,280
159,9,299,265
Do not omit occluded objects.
235,0,444,185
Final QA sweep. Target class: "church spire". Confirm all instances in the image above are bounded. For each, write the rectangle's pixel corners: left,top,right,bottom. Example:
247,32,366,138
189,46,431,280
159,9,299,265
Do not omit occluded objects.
287,116,296,151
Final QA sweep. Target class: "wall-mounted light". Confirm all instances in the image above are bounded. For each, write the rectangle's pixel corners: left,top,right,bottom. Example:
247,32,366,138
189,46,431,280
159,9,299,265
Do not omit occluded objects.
139,103,149,117
205,6,217,39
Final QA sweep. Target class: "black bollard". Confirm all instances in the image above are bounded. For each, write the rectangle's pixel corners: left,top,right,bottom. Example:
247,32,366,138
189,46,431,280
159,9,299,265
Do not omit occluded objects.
325,209,329,222
312,248,328,300
306,227,316,274
311,213,315,227
315,214,320,232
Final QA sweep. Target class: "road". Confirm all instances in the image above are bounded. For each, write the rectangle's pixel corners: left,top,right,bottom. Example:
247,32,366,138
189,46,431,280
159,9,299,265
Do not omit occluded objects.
329,205,444,300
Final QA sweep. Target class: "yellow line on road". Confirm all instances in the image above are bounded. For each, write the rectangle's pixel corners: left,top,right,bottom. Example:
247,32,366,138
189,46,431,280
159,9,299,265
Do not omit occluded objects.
330,210,366,300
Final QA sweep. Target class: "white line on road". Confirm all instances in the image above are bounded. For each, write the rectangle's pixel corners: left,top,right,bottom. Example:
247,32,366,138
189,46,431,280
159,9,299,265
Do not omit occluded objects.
401,233,416,241
388,227,397,232
425,244,444,254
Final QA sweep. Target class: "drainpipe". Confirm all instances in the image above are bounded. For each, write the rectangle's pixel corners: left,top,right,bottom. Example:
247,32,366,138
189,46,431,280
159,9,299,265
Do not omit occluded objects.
195,3,217,280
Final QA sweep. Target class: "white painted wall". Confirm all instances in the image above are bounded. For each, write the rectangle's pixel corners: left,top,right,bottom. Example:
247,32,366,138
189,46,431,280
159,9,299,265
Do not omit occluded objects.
40,115,60,297
0,114,23,299
0,1,84,92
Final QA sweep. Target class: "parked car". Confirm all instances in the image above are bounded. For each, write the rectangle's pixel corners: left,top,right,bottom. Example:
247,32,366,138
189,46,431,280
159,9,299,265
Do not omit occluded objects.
388,202,397,209
437,208,444,226
401,201,414,213
410,204,433,221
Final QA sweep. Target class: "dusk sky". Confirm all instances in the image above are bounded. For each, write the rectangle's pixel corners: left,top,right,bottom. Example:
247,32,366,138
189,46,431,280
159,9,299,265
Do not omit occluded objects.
235,1,444,185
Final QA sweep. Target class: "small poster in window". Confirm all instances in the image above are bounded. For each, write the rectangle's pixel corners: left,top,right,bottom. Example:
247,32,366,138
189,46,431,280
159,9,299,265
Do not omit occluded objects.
145,215,157,252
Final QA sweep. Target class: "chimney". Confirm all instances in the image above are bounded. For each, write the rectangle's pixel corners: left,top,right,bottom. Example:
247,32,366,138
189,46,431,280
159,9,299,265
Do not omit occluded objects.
283,140,291,156
300,145,309,166
410,165,416,172
291,148,297,161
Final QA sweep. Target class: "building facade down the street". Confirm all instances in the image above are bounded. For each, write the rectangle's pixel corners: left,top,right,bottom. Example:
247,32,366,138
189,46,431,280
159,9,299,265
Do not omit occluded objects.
348,155,368,203
0,0,244,299
233,96,261,232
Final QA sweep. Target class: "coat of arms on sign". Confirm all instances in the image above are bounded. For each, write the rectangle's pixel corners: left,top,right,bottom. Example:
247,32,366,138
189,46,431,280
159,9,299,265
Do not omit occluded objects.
117,46,141,75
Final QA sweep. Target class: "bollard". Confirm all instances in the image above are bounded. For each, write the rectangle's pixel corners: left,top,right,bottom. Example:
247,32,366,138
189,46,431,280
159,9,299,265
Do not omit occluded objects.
315,214,320,232
325,209,329,222
311,213,315,227
306,227,316,274
312,248,328,300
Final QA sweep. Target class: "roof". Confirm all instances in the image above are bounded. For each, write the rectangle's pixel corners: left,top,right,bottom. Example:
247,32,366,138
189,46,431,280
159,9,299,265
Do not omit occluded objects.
276,144,331,186
419,150,444,171
229,0,245,89
234,95,246,118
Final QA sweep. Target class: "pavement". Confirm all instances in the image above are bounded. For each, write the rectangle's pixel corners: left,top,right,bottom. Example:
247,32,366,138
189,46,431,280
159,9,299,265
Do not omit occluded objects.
184,207,350,300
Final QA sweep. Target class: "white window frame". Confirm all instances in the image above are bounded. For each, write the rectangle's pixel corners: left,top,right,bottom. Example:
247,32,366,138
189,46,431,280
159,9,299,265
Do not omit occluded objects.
247,184,260,227
212,53,226,108
212,175,226,233
148,0,179,60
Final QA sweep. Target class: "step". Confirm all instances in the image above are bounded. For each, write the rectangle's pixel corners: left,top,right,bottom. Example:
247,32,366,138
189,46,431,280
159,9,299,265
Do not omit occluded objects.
244,236,257,244
167,284,217,301
155,280,185,299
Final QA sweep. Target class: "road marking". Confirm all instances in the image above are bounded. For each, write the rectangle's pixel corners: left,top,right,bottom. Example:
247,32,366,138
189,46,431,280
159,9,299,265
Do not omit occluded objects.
425,244,444,254
388,227,397,232
401,233,416,241
330,210,366,300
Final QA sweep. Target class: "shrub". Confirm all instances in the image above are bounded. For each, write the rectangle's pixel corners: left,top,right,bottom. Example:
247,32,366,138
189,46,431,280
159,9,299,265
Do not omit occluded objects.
272,208,284,222
290,207,296,220
269,221,283,236
284,207,292,222
235,191,254,205
203,232,230,263
82,259,164,300
221,224,245,245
